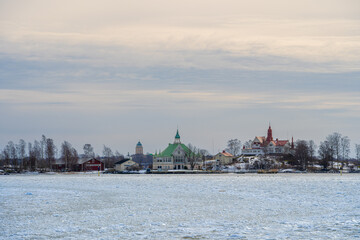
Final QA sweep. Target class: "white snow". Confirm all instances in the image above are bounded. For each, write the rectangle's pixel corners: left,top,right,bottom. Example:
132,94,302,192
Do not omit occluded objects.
1,173,359,239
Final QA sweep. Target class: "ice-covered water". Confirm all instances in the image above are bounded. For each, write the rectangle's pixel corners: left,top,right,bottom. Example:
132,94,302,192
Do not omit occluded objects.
1,173,359,239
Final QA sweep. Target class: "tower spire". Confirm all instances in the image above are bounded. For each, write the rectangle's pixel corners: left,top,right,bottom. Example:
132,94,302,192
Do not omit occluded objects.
266,124,273,142
174,129,181,144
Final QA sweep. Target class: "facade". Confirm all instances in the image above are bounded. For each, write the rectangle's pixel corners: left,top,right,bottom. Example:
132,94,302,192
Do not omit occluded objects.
132,154,153,169
132,141,153,169
52,157,104,171
78,158,104,171
153,130,201,170
115,159,139,171
242,125,294,156
135,141,143,155
213,150,234,165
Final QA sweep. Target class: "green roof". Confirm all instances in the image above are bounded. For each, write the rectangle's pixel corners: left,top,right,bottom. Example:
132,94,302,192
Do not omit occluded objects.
158,143,190,157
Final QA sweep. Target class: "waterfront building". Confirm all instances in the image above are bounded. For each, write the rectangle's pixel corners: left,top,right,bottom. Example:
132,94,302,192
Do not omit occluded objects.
153,130,201,170
52,157,104,171
115,158,139,171
213,150,234,165
242,125,294,156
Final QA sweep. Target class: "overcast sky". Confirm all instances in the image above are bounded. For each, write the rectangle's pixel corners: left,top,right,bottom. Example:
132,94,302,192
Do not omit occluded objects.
1,0,359,156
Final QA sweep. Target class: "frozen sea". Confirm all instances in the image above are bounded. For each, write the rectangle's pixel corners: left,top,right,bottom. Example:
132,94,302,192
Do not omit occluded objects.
1,173,360,240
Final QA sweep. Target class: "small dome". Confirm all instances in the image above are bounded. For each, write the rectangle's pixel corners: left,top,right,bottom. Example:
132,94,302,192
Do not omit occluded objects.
175,129,180,139
136,141,142,146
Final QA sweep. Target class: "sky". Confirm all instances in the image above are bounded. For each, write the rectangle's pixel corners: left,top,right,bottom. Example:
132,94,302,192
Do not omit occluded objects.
0,0,360,156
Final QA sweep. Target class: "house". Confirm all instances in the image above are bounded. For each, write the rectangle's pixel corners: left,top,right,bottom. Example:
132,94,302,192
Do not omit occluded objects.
153,130,201,170
78,158,104,171
213,150,234,165
242,125,294,156
52,157,104,171
115,159,139,172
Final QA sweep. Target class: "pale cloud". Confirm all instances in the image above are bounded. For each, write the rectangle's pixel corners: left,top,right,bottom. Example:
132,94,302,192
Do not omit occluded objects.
1,87,359,117
1,0,360,72
1,0,360,154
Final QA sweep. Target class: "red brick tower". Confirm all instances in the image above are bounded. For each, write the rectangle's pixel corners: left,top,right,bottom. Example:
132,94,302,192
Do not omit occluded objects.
266,124,273,142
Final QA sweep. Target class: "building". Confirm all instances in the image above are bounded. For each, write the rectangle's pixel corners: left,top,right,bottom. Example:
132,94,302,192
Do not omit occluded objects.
153,130,201,170
115,159,139,171
132,141,153,169
135,141,143,155
78,158,104,171
242,125,294,156
52,157,104,171
213,150,234,165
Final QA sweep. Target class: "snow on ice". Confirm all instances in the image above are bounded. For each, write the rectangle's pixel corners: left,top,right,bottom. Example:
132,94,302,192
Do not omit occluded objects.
1,173,360,239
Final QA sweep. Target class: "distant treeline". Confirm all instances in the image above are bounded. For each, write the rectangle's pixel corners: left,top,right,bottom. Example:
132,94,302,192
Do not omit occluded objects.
0,135,124,171
1,132,360,172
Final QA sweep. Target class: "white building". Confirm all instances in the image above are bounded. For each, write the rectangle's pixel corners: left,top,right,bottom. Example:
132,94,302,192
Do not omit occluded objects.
242,125,294,156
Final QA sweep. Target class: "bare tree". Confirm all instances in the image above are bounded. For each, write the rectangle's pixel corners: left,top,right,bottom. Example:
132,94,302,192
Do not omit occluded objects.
355,144,360,161
6,141,17,168
340,136,350,162
244,140,252,149
186,144,198,170
83,144,95,158
295,140,310,170
27,140,41,171
70,148,79,171
103,145,113,169
45,138,56,170
308,140,317,163
16,139,26,171
61,141,73,171
226,139,241,156
28,142,35,171
40,135,47,163
326,132,341,163
2,144,10,167
318,141,333,170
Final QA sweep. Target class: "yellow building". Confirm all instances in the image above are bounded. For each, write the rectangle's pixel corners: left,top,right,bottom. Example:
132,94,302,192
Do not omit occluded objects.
115,159,139,171
213,150,234,165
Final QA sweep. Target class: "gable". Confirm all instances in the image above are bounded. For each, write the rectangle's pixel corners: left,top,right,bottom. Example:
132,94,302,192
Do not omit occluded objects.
173,145,185,156
159,143,191,157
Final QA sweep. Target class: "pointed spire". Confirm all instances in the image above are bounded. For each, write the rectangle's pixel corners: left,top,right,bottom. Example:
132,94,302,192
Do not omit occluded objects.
266,124,273,142
175,129,180,139
174,129,181,143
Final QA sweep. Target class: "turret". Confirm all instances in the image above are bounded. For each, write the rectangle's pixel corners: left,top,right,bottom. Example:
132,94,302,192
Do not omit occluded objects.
266,124,273,142
174,129,181,144
135,141,143,155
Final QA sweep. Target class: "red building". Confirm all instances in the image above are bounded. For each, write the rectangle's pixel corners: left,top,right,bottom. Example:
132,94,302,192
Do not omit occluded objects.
52,158,104,171
242,124,294,156
78,158,104,171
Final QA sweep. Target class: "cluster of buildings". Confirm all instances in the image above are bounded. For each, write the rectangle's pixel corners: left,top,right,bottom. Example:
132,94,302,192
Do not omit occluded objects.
50,125,295,172
242,125,294,156
116,125,295,172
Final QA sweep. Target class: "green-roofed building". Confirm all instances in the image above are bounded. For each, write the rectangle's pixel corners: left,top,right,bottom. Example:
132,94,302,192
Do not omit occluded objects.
153,130,199,170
